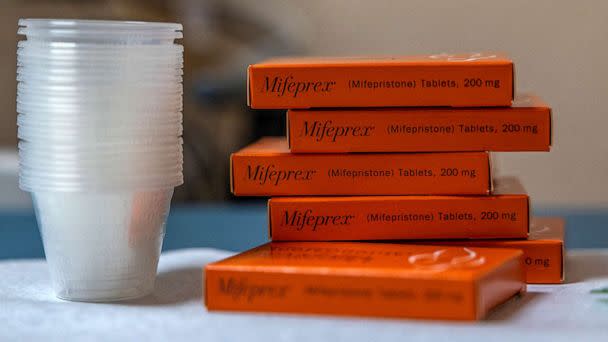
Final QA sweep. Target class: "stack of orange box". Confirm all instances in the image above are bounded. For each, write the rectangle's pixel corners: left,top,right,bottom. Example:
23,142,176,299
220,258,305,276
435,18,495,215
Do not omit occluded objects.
205,53,564,321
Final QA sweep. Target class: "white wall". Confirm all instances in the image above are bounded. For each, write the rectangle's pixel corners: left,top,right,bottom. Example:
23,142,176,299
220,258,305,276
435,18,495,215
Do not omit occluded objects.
2,1,606,208
236,0,608,208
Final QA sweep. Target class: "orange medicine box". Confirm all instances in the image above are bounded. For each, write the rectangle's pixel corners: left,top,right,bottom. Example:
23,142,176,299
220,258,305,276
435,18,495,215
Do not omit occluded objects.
205,242,526,321
247,53,514,109
419,217,565,284
287,94,551,153
230,137,491,196
268,177,528,241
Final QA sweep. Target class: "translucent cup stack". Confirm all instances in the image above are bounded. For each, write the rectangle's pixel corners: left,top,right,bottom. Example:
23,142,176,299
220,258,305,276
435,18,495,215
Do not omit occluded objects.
17,19,184,302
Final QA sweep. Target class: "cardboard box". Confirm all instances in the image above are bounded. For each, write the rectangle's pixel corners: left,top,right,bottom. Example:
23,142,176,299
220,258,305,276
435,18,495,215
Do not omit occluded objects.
247,53,514,109
231,137,492,196
287,94,551,153
268,177,528,241
419,217,565,284
205,242,525,321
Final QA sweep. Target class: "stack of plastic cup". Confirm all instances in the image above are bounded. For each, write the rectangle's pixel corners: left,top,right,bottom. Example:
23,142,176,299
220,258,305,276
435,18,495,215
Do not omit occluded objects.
16,19,184,302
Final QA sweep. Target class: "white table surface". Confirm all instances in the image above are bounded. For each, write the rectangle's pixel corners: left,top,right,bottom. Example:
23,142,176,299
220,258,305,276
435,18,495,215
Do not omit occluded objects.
1,248,607,341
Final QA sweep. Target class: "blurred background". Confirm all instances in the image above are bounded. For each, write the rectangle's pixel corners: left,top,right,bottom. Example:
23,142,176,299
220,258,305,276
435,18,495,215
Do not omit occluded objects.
1,0,607,256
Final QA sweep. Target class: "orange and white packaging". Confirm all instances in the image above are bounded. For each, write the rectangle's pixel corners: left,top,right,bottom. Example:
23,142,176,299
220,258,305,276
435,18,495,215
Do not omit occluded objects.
421,217,565,284
248,53,514,108
287,94,551,153
231,137,491,196
268,177,528,241
205,242,525,320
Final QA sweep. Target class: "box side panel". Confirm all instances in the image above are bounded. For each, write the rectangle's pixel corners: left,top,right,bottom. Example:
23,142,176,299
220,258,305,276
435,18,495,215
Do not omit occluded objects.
232,152,490,196
269,195,528,241
288,106,550,153
249,63,513,109
476,252,526,319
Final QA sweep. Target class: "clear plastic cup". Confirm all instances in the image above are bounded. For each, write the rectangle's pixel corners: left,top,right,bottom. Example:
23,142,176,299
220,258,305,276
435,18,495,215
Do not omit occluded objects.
19,170,184,193
17,112,182,125
18,136,183,148
19,153,183,170
17,69,183,79
18,18,184,302
20,165,183,176
17,61,183,73
18,105,183,115
21,178,183,191
19,139,183,150
17,94,183,106
17,77,183,86
17,110,183,123
19,162,184,175
16,100,183,114
17,62,184,73
16,80,183,90
19,149,184,164
20,162,184,175
17,48,183,56
20,18,181,29
18,41,183,47
17,89,183,100
18,138,183,151
17,122,183,138
17,49,183,60
19,154,183,169
17,128,183,140
21,173,183,191
17,47,184,56
19,165,183,180
18,70,183,82
20,164,183,186
21,158,183,170
20,166,184,188
17,58,183,66
19,19,183,44
16,48,184,60
17,58,184,70
17,59,183,69
19,154,183,167
19,24,182,36
19,151,184,166
17,117,183,130
19,172,184,186
17,73,183,85
19,149,183,166
17,92,182,102
18,130,182,145
17,95,183,108
19,151,183,164
19,146,183,162
20,155,183,171
31,188,173,301
17,108,183,119
17,82,183,93
16,96,183,109
17,61,184,72
20,31,183,44
22,163,183,180
16,53,184,64
17,123,182,135
17,88,183,99
17,39,184,52
17,93,183,107
17,72,184,84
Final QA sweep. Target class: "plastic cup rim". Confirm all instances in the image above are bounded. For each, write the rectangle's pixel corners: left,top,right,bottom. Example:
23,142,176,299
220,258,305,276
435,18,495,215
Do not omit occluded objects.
19,19,182,30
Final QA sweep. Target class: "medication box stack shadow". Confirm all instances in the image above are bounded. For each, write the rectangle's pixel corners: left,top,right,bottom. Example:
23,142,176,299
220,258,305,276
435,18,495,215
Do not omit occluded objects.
206,53,563,321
